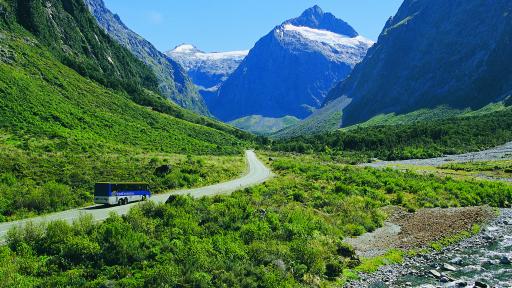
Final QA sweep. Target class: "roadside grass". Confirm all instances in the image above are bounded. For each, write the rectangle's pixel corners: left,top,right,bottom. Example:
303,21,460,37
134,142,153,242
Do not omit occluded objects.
0,132,246,222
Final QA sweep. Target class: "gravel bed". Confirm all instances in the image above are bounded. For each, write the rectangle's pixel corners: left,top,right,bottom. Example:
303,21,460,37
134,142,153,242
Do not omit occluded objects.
346,209,512,288
364,142,512,168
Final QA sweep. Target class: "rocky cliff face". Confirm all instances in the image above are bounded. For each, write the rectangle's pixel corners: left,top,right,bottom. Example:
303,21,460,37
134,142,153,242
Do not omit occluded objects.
84,0,210,115
324,0,512,127
209,6,372,122
166,44,248,105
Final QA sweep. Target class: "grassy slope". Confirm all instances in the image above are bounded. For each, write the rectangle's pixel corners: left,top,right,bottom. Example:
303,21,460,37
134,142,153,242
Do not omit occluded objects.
0,32,244,155
0,29,250,219
345,102,507,129
11,0,159,95
229,115,300,135
272,96,349,139
2,153,511,287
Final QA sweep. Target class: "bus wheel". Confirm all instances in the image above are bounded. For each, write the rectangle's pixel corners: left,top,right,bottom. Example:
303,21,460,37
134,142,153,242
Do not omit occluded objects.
124,198,128,205
142,195,147,201
118,199,123,206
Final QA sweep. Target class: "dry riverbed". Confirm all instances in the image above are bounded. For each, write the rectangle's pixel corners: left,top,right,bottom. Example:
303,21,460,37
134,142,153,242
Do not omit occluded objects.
345,206,495,259
345,208,512,287
365,142,512,168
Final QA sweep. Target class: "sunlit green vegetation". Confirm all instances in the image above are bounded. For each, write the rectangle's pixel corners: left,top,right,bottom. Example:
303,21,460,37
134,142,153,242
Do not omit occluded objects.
0,24,250,220
0,131,245,221
271,108,512,161
441,160,512,175
2,154,511,287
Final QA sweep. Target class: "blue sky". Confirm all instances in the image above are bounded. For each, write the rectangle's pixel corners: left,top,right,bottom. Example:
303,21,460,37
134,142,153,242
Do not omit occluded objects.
103,0,403,53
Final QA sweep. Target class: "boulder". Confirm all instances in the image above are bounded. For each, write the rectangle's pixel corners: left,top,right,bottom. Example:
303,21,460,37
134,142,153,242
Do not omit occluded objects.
429,269,441,278
449,257,463,265
443,263,458,271
499,256,511,265
155,164,172,176
474,281,489,288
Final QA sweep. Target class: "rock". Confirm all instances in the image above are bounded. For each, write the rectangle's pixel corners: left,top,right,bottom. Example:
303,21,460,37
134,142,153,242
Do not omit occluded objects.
273,259,286,271
450,257,463,265
155,164,172,176
499,256,511,265
429,269,441,278
455,281,467,287
482,233,494,240
440,276,450,283
474,281,489,288
443,263,458,271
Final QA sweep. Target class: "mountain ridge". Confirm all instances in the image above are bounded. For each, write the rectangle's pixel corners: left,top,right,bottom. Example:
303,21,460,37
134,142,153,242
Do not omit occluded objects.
322,0,512,127
84,0,210,115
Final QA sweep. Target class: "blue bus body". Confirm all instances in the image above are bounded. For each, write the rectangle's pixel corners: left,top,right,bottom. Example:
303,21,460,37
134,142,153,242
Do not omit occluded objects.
94,183,151,205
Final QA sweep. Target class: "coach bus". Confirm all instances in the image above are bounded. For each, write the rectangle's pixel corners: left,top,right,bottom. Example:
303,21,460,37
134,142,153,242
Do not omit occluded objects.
94,182,151,206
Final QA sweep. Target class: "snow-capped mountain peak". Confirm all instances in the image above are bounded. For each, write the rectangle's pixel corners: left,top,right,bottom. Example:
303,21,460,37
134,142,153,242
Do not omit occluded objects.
166,44,249,100
172,44,201,54
167,44,248,70
209,6,374,122
286,5,358,37
169,44,249,61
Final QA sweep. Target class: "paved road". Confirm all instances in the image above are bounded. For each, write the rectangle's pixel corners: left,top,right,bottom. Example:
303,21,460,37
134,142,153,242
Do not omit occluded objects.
364,141,512,168
0,150,272,241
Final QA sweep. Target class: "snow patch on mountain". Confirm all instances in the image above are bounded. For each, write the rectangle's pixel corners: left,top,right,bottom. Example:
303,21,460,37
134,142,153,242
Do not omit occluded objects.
167,44,248,77
283,24,373,49
277,24,374,65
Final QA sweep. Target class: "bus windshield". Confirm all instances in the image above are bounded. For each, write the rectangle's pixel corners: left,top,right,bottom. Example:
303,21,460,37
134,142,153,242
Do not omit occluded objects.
94,183,111,196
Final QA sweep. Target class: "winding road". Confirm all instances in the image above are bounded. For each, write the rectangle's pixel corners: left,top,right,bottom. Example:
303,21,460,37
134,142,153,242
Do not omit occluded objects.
0,150,272,242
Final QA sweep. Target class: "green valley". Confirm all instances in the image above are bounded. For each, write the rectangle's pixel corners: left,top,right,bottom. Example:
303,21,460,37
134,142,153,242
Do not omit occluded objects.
1,153,511,286
1,0,512,287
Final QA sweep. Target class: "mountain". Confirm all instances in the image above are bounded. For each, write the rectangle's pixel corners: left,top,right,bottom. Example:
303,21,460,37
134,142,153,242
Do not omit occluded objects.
0,0,250,153
166,44,248,104
320,0,512,128
11,0,159,96
209,5,373,122
84,0,209,115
